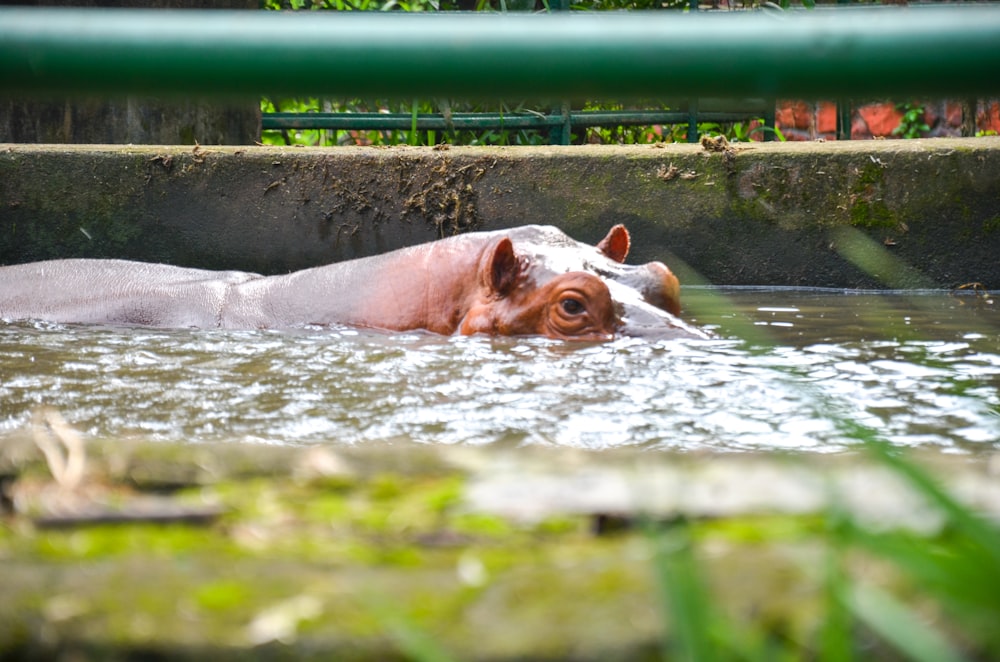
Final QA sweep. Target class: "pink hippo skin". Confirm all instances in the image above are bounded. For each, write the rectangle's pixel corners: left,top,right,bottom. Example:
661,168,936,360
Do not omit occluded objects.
0,225,706,341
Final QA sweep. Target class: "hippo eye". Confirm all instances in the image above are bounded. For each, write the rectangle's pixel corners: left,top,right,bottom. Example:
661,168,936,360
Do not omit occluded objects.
560,297,585,315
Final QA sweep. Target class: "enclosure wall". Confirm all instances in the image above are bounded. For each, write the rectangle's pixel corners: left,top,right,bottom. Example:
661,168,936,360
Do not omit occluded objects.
2,138,999,288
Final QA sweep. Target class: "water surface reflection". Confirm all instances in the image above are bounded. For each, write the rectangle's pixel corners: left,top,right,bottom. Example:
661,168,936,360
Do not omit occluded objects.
2,289,997,453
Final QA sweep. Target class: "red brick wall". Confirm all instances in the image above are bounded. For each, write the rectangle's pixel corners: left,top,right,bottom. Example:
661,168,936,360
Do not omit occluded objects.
773,99,1000,140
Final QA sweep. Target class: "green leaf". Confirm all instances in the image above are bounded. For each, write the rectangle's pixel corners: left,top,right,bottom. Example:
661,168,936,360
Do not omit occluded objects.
647,520,717,662
848,584,968,662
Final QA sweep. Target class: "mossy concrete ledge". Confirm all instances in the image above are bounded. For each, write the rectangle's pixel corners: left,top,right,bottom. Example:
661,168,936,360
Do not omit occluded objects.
3,433,1000,661
2,138,999,288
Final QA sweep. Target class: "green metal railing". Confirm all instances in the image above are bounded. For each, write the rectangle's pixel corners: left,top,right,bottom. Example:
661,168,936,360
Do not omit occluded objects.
261,107,777,144
2,6,999,144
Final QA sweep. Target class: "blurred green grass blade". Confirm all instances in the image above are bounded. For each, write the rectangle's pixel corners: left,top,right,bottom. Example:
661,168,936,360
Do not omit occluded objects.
851,528,1000,607
820,509,854,662
836,421,1000,656
363,594,457,662
848,584,968,662
848,423,1000,569
648,521,715,662
847,526,1000,656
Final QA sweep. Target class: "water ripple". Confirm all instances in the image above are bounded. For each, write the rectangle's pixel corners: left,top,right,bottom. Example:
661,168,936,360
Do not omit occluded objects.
1,291,998,452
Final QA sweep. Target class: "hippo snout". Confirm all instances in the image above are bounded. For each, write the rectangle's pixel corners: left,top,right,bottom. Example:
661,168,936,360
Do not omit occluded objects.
612,261,682,317
604,279,707,340
617,304,709,340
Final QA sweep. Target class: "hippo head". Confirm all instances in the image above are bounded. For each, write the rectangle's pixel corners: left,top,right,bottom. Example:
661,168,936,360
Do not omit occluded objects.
458,224,707,341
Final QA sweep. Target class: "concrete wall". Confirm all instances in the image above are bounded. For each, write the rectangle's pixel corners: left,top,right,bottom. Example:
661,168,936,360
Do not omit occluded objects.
2,137,999,288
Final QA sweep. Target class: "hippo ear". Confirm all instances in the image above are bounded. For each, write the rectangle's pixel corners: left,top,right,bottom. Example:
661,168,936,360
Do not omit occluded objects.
485,237,521,297
597,224,630,263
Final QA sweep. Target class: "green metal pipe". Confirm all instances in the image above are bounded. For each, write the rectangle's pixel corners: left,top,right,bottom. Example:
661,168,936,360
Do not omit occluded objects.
261,110,768,131
1,6,999,101
264,112,564,131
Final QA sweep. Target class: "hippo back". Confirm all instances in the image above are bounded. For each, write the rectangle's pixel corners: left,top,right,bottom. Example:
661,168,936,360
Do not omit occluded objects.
0,259,260,328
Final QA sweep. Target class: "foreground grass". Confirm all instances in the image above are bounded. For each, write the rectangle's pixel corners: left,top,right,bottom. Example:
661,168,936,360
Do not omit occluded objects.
650,428,1000,662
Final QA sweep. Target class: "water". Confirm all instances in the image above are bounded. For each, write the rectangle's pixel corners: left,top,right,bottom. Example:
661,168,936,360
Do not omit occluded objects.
1,289,998,453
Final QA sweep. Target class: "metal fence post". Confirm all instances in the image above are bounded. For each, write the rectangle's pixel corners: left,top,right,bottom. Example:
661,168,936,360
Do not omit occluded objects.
687,99,699,143
763,99,776,142
837,100,852,140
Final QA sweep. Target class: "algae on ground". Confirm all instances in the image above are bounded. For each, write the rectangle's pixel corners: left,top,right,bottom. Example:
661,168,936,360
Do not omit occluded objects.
3,434,998,661
1,465,666,660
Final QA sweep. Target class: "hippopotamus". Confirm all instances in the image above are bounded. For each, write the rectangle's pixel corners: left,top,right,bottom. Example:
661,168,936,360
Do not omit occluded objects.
0,224,706,341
